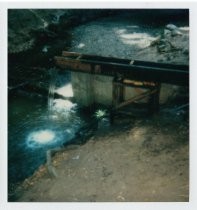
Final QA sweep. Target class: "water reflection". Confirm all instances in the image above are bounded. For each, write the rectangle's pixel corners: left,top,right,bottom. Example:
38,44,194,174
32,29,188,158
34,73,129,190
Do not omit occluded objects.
27,129,56,147
8,74,82,184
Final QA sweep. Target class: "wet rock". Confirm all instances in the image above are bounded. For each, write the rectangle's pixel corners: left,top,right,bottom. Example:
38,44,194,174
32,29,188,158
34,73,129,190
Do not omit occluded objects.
157,39,173,53
179,26,189,32
165,24,183,37
164,29,171,36
171,29,183,36
182,48,189,55
150,36,161,46
166,24,178,31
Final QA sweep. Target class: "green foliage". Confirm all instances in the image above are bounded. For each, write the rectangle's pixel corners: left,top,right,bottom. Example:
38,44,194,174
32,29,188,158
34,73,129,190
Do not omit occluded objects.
94,109,107,120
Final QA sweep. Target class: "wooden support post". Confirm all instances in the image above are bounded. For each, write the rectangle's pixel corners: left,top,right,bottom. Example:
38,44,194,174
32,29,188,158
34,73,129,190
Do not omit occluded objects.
111,75,125,124
111,77,161,124
112,75,124,108
112,80,117,107
148,83,161,114
116,89,157,110
119,83,125,103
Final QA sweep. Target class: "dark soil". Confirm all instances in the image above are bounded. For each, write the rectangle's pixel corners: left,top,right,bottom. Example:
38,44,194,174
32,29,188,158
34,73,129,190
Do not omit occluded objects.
14,112,189,202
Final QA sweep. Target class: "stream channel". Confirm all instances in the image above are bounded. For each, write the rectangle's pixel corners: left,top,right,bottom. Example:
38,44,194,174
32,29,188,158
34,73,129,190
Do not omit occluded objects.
8,12,189,193
8,31,88,189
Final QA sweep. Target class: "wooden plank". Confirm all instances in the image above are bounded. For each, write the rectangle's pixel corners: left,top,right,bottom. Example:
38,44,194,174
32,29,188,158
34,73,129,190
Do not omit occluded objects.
115,89,157,110
62,51,130,65
62,51,188,70
55,55,189,86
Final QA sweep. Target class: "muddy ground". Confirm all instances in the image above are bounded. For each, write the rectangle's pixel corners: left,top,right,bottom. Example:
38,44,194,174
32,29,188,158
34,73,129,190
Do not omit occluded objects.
11,15,189,202
14,113,189,202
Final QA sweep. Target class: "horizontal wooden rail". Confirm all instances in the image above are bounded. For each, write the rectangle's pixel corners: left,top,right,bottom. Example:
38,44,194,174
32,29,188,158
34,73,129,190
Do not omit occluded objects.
55,51,189,86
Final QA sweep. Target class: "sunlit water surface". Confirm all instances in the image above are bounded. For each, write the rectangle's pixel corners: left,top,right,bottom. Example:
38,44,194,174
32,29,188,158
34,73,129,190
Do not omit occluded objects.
8,79,82,184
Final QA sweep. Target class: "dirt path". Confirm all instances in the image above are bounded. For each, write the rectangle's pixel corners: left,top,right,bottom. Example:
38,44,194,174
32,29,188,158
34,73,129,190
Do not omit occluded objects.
15,113,189,202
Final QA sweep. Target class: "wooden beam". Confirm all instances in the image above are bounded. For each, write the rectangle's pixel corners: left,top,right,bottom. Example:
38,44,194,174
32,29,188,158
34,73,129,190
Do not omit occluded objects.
115,89,157,110
55,53,189,86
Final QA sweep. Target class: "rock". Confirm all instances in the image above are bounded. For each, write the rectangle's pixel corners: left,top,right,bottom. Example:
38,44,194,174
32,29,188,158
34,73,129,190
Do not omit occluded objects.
179,26,189,32
166,54,174,61
150,36,161,46
171,29,183,36
72,155,80,160
166,24,178,31
164,29,171,36
157,39,172,53
182,48,189,55
165,24,183,37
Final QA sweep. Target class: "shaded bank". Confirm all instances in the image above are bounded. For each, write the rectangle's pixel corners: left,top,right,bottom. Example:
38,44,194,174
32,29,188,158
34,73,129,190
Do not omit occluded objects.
8,9,188,53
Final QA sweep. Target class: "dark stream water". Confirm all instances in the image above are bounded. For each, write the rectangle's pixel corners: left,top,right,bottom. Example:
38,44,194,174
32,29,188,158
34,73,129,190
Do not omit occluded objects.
8,28,87,192
8,71,83,185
